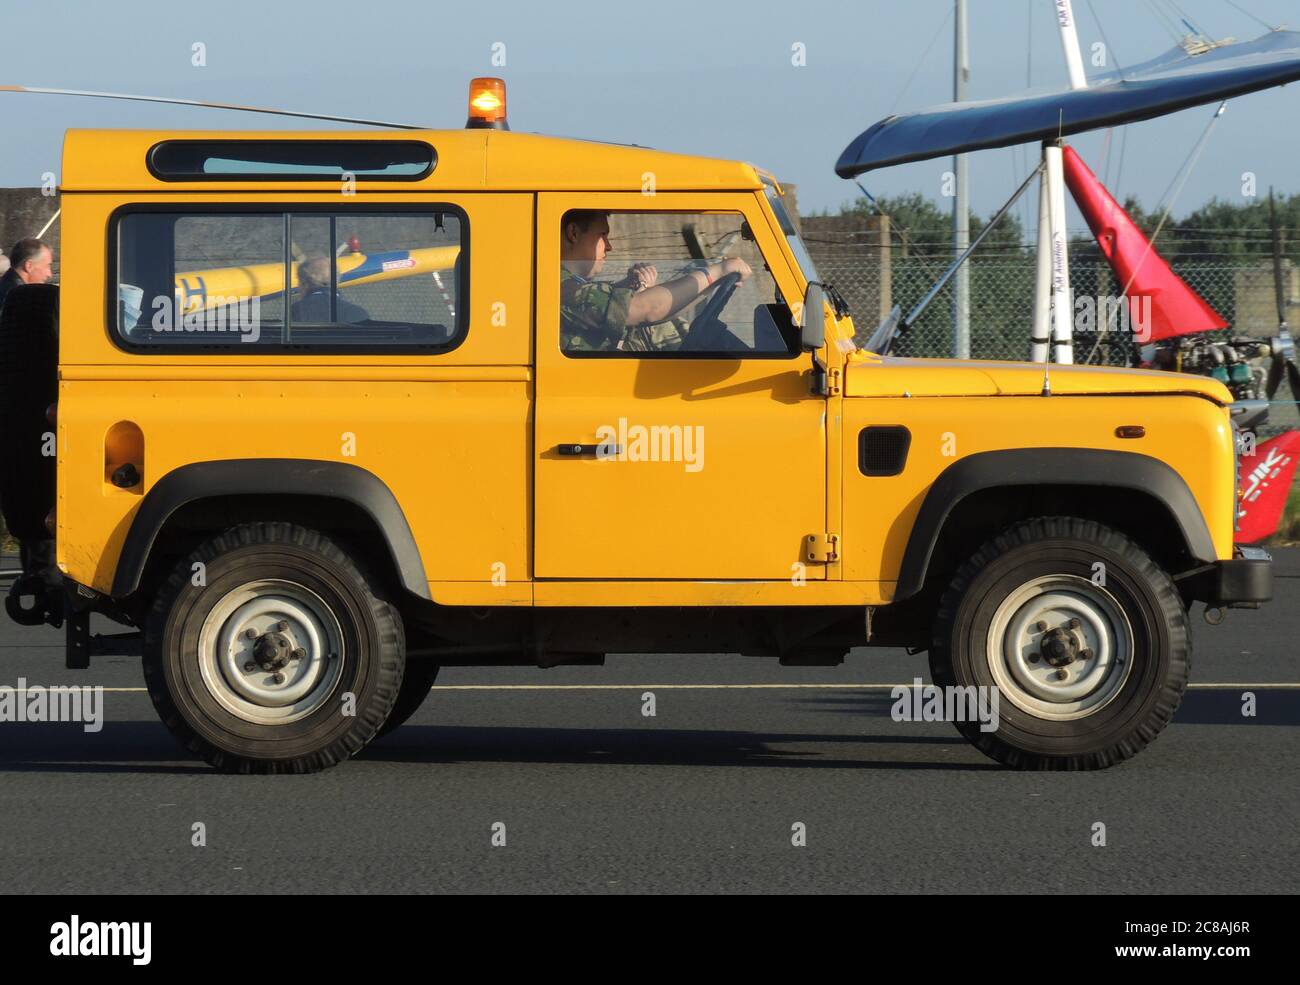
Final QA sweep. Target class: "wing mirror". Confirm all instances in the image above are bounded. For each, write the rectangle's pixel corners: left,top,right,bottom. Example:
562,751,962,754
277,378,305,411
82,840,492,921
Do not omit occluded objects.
800,282,826,352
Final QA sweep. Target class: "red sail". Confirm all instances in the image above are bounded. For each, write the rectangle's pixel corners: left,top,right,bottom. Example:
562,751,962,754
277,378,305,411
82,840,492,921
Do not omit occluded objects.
1062,145,1227,342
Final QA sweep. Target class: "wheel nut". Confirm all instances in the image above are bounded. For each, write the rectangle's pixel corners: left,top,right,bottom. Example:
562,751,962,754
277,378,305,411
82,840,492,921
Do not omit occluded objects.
1056,668,1069,681
276,621,289,633
1080,649,1094,660
1036,621,1048,633
243,662,255,672
272,673,285,685
244,628,258,640
1028,653,1040,664
1068,618,1081,630
292,648,306,660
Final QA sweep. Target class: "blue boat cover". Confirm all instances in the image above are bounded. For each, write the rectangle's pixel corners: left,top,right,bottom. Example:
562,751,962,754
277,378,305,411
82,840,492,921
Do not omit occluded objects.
836,30,1300,177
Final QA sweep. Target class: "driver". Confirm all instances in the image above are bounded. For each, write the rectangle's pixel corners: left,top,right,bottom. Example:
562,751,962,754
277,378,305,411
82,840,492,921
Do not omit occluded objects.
560,210,750,352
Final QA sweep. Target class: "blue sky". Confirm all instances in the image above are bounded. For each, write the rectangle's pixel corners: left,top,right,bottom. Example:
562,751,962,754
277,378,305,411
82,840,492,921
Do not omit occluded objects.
2,0,1298,226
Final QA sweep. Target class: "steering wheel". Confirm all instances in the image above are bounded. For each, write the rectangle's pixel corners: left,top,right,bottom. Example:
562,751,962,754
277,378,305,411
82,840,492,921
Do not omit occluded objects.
680,272,741,351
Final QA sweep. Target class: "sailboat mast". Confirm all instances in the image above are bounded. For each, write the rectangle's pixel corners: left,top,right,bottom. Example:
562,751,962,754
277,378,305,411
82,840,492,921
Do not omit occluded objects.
1055,0,1089,89
1033,0,1088,363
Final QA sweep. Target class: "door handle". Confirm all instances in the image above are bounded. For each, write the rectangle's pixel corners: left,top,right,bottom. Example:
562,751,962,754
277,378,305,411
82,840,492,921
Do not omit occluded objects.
555,443,620,457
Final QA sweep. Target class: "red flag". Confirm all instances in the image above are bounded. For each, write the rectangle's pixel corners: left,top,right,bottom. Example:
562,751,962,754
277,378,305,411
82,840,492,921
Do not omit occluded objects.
1235,430,1300,544
1062,145,1227,343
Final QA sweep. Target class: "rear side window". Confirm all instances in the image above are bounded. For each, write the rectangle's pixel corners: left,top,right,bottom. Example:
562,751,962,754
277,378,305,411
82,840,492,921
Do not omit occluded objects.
148,140,435,181
112,207,466,352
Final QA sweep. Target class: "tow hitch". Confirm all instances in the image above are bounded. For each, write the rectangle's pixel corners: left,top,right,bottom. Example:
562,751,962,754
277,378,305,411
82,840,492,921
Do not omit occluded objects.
5,572,63,628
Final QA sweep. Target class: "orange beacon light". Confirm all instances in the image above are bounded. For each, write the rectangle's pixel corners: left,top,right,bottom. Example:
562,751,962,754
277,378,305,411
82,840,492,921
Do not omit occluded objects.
466,77,508,130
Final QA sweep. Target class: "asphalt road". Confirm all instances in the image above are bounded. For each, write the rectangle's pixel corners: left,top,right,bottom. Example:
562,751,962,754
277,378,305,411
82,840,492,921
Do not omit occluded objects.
1,553,1297,894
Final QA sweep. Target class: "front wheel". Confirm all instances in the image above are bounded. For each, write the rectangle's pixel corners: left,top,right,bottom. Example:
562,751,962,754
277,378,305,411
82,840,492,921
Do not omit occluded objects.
144,522,404,773
930,516,1190,770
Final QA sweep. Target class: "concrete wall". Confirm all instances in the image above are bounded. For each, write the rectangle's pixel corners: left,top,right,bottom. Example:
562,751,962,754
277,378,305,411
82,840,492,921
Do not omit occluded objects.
1233,261,1299,338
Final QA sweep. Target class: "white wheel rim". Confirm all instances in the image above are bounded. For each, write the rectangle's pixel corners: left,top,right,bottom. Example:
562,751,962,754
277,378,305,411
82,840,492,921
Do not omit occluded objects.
985,574,1133,721
197,579,345,725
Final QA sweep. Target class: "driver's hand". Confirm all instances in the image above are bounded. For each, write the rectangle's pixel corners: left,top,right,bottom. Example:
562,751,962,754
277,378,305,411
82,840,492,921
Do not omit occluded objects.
621,263,658,291
720,257,752,283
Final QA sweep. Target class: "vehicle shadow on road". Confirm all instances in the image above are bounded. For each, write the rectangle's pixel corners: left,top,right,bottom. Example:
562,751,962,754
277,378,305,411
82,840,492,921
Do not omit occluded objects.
0,722,209,774
364,723,996,771
1173,687,1299,725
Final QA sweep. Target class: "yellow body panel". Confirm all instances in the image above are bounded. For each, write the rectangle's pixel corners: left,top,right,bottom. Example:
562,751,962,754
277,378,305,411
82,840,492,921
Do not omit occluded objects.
532,191,825,581
51,127,1237,610
846,351,1233,401
56,189,536,599
60,129,763,194
841,390,1236,599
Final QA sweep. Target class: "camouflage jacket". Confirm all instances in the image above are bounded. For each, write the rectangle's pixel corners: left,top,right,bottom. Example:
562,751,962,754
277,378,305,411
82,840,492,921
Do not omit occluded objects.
560,269,686,352
560,268,642,351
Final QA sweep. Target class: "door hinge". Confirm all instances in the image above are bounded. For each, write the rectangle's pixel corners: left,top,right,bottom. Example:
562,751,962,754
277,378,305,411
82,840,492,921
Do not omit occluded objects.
828,367,842,396
804,533,839,563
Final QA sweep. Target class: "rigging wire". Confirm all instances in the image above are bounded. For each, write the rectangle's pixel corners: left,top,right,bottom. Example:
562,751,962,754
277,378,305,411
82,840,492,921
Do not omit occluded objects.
1165,0,1209,40
888,5,954,116
1223,0,1279,32
1084,0,1125,76
1144,0,1184,42
1020,0,1035,236
1119,101,1229,301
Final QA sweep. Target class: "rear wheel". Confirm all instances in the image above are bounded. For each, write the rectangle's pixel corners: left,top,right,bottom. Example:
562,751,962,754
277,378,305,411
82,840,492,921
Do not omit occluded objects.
144,522,404,773
930,516,1190,770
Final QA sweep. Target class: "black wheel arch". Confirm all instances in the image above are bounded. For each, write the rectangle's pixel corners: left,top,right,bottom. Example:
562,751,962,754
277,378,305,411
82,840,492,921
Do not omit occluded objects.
894,449,1218,602
111,459,430,600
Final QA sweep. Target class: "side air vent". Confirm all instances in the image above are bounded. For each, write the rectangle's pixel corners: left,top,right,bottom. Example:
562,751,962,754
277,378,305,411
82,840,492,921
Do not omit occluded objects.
859,426,911,477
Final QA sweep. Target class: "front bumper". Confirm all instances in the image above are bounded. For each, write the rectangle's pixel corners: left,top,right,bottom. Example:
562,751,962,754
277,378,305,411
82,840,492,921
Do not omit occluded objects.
1203,546,1273,606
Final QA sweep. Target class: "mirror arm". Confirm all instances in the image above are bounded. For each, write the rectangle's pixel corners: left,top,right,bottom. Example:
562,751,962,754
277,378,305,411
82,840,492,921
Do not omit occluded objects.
809,348,829,397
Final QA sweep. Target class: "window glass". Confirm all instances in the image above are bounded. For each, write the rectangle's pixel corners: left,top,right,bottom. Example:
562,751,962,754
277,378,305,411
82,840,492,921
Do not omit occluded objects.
763,182,820,282
114,210,463,350
149,140,435,180
559,210,796,358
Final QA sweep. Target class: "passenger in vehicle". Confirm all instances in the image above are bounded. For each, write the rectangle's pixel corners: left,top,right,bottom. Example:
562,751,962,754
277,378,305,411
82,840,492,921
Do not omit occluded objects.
291,256,369,324
560,211,749,352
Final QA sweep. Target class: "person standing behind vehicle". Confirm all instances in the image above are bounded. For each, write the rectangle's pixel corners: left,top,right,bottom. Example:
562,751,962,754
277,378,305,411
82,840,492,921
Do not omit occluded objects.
0,236,59,623
0,237,54,311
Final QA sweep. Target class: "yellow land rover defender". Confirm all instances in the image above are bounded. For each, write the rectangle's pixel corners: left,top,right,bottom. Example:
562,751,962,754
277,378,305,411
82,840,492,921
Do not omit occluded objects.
0,80,1271,773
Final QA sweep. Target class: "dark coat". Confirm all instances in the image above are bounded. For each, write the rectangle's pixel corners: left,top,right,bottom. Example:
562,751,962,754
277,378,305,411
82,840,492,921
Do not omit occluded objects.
0,269,23,312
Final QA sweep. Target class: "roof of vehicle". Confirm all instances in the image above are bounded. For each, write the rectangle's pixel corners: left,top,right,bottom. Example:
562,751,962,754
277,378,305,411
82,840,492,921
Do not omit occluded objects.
60,128,764,193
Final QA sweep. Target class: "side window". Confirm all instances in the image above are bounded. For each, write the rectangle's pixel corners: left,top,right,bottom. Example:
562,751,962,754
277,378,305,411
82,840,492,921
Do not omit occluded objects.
114,209,464,351
559,210,797,358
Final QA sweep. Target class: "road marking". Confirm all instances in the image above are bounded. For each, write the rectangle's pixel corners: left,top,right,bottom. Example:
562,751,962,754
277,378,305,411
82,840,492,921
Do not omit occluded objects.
3,682,1297,693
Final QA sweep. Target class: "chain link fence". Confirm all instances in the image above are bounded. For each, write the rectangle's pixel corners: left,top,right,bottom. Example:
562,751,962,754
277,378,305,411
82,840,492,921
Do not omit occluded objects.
811,248,1273,361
